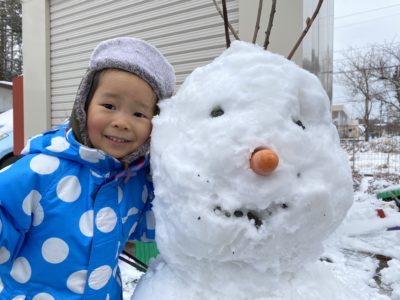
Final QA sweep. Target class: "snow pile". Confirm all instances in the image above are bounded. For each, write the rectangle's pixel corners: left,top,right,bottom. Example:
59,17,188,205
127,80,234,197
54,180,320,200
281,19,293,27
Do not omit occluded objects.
323,174,400,300
130,41,356,300
348,136,400,154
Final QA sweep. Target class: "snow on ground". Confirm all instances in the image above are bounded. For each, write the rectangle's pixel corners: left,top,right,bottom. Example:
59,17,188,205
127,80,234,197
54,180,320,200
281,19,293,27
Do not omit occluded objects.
323,173,400,300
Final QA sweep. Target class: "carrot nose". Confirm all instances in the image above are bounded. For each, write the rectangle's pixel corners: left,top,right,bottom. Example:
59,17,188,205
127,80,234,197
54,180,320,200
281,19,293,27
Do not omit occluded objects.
250,148,279,176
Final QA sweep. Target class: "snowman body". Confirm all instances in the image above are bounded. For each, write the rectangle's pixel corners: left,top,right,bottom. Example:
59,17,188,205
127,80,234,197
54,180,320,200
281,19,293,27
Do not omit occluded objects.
132,41,356,300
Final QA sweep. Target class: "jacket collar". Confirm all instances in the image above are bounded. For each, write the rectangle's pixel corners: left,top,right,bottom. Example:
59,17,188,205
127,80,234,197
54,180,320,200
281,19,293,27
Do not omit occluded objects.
21,125,149,177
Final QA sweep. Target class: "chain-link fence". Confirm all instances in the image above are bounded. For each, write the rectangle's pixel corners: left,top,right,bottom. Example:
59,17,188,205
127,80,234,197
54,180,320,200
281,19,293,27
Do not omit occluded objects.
340,135,400,175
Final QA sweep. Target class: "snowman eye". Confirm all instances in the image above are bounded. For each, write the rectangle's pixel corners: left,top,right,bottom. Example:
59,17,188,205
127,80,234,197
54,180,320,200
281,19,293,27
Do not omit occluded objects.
211,106,224,118
294,120,306,130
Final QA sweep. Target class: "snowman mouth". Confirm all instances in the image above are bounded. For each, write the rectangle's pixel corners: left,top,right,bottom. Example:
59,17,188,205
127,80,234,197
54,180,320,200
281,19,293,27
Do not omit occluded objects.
213,203,288,229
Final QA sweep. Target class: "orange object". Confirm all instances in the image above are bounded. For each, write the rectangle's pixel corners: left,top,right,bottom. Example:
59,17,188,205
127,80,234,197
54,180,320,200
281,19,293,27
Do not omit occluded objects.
250,148,279,176
376,209,386,218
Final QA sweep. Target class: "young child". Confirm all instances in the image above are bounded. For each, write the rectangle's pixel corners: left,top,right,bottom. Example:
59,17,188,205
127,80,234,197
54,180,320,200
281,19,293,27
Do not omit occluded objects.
0,37,175,299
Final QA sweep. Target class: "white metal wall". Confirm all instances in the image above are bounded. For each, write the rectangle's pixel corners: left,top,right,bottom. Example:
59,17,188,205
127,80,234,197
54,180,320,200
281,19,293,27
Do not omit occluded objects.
49,0,238,126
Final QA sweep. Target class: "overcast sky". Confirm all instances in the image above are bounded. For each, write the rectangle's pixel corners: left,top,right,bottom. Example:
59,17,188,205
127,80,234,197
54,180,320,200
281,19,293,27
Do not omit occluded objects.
332,0,400,113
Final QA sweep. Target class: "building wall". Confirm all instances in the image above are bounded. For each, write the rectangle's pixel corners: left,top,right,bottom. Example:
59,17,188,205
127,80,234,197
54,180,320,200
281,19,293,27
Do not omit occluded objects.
22,0,333,140
238,0,304,64
48,0,238,126
302,0,334,99
22,0,50,141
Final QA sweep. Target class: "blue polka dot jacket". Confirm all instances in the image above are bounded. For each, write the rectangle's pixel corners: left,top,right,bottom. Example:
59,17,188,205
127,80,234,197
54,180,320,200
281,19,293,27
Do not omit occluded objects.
0,126,155,299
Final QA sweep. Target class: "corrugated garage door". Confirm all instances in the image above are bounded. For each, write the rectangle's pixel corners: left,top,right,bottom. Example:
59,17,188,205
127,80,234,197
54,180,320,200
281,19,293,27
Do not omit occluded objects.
49,0,238,126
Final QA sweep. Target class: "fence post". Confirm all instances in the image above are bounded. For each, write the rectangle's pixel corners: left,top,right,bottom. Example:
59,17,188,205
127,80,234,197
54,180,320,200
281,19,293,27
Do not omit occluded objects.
352,137,355,172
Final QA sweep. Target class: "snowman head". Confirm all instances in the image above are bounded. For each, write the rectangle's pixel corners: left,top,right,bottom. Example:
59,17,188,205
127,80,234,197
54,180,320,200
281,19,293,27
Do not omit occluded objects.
150,41,353,273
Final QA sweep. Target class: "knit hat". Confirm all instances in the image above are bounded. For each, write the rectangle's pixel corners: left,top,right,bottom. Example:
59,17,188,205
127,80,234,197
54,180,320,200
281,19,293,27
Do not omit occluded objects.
69,37,175,163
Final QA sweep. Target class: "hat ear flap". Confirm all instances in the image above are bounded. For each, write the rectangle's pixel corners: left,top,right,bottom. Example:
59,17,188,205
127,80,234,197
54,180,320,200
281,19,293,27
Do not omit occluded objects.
69,109,84,145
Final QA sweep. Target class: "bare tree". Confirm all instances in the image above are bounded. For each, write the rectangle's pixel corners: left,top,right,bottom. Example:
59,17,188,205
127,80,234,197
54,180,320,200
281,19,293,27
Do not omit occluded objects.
0,0,22,81
375,43,400,118
336,46,384,141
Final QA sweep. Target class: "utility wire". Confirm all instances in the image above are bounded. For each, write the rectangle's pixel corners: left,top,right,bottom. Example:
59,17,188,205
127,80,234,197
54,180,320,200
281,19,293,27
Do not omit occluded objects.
335,12,400,30
334,3,400,20
334,42,400,54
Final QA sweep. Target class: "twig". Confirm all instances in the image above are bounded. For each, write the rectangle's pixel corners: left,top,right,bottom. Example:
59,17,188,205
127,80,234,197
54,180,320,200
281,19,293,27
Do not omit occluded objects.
122,250,149,269
221,0,231,47
287,0,323,60
263,0,276,49
119,255,147,273
212,0,240,41
252,0,264,43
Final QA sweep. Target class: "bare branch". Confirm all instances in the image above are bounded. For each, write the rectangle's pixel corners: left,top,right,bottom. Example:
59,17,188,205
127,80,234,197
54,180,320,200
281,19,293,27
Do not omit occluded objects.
252,0,264,43
221,0,231,47
287,0,323,60
212,0,240,41
263,0,276,50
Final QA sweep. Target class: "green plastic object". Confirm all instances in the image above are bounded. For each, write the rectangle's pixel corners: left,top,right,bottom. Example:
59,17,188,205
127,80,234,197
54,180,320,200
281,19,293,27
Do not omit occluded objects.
134,241,159,265
377,188,400,201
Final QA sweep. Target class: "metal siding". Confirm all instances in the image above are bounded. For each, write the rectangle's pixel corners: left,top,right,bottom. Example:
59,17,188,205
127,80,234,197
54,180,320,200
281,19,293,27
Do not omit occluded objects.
49,0,238,126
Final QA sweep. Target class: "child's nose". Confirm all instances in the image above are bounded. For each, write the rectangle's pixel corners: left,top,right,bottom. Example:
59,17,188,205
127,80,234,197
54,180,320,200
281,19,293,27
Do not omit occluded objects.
249,148,279,176
111,115,129,130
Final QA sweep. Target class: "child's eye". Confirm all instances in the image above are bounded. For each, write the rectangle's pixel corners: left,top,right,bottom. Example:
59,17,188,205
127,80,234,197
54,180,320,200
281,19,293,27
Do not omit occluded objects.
102,104,115,110
134,112,146,118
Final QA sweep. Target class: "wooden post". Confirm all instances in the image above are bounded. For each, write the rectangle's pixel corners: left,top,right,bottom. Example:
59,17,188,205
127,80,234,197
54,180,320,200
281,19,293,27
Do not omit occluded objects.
12,75,24,155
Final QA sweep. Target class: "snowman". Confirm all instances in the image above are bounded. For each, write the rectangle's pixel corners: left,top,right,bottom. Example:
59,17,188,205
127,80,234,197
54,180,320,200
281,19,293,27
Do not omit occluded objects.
131,41,357,300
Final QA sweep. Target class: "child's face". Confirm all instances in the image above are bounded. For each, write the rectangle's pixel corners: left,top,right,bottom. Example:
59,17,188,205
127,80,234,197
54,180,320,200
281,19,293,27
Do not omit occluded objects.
87,69,156,159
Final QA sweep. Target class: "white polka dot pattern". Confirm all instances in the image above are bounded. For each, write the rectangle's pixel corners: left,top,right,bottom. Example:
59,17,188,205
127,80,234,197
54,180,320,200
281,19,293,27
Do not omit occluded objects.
32,293,55,300
114,242,120,259
0,246,10,264
32,204,44,227
41,238,69,264
30,154,60,175
0,126,154,298
88,265,112,290
46,136,70,152
146,211,156,230
67,270,87,294
118,187,123,204
91,170,102,178
141,185,148,203
122,207,138,223
79,210,94,237
10,257,31,283
95,208,117,233
128,222,138,237
56,176,81,202
79,147,105,163
22,190,42,216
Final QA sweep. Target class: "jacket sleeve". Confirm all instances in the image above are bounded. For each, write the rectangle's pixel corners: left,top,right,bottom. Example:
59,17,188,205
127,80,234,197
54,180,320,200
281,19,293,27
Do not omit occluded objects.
0,154,55,260
129,173,156,242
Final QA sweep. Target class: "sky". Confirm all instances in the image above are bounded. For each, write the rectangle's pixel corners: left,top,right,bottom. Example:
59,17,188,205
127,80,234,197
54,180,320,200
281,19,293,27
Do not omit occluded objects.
333,0,400,116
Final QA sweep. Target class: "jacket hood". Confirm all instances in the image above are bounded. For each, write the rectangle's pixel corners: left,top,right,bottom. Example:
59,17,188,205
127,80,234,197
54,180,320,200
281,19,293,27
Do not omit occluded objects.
69,37,175,164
